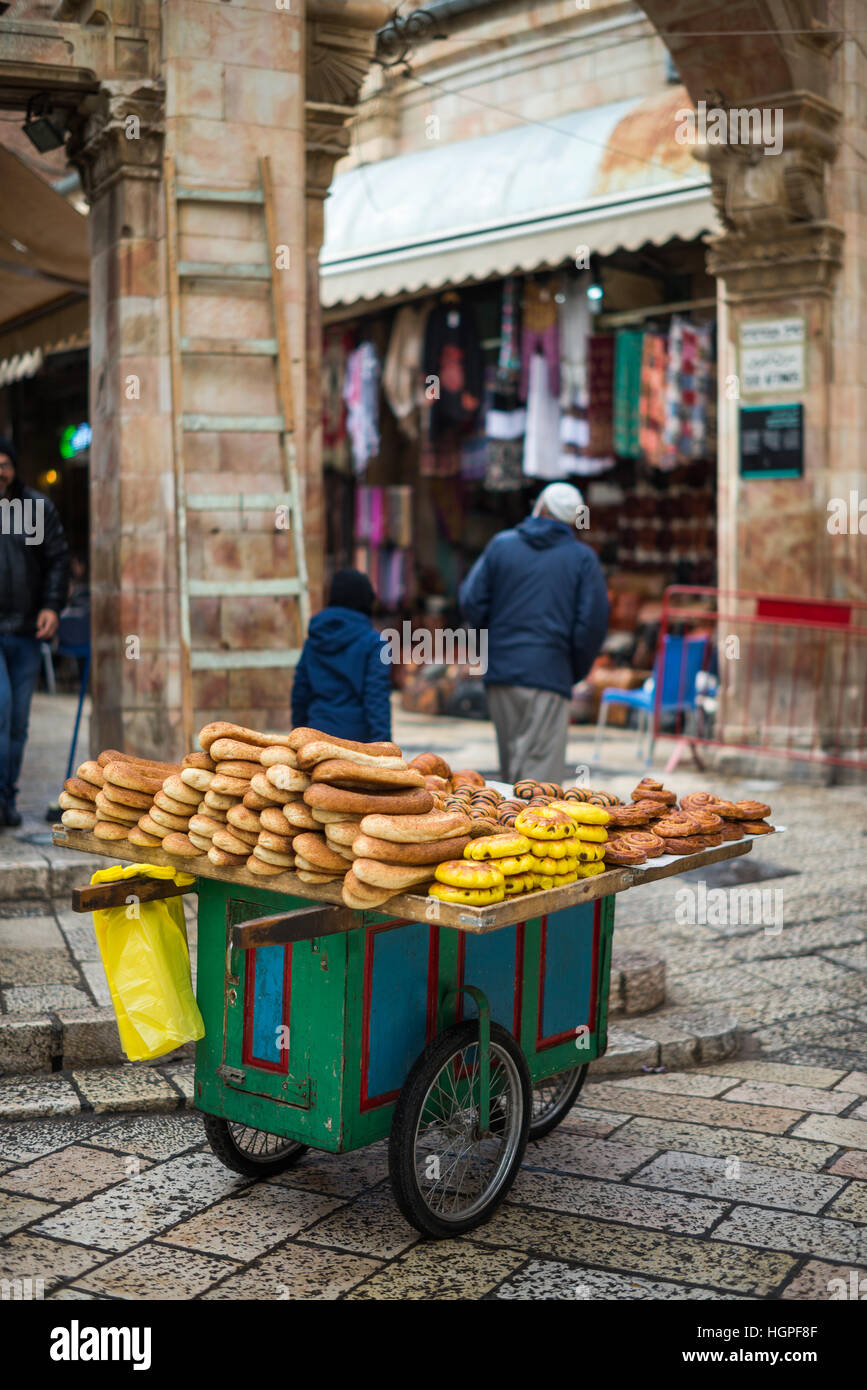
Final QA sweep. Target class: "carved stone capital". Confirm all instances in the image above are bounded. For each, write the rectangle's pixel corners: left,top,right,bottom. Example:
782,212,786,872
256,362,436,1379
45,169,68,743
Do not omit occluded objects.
697,91,841,235
305,5,385,207
705,220,844,299
67,78,164,203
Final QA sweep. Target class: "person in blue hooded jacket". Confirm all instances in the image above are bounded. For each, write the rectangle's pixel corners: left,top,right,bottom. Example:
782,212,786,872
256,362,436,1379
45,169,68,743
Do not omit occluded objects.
459,482,608,784
291,569,391,743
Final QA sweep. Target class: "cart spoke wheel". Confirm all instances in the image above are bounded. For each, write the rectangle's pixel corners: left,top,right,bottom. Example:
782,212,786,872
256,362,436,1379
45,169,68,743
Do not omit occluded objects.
528,1065,588,1142
201,1113,308,1177
389,1021,530,1238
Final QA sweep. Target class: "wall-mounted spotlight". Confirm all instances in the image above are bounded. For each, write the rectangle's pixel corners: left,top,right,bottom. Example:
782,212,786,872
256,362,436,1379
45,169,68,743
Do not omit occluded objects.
23,93,69,154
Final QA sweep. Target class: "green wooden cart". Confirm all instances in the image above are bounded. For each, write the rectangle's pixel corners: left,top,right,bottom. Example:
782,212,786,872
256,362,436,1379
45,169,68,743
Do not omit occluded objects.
59,825,754,1238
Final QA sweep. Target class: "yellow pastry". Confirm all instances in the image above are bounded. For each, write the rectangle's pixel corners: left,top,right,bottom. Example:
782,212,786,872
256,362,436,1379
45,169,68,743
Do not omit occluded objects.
528,839,573,860
428,882,505,906
573,824,608,843
515,807,576,840
502,872,532,896
575,842,605,862
576,860,606,877
434,860,504,890
490,853,536,876
548,799,610,825
533,869,578,891
465,832,531,860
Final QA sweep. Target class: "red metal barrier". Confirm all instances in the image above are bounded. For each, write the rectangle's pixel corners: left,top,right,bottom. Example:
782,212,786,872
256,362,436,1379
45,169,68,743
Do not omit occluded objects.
654,586,867,771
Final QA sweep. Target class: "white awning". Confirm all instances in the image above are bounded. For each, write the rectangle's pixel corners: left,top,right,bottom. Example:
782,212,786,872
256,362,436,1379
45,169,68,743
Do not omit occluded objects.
320,86,717,309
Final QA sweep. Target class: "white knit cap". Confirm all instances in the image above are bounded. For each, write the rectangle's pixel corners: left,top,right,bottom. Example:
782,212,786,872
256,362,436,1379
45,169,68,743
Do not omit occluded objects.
532,482,586,526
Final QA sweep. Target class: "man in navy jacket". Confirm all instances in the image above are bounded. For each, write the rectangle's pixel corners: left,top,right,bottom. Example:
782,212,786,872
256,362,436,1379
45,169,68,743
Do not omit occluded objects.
460,482,608,783
291,569,391,743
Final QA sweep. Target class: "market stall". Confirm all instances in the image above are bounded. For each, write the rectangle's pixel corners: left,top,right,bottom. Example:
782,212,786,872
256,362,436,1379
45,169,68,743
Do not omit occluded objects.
54,725,776,1238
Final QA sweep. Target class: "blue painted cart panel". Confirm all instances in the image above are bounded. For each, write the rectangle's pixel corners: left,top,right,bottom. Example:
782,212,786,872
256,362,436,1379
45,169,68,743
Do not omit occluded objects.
243,943,290,1072
538,903,597,1047
461,924,521,1037
363,920,432,1106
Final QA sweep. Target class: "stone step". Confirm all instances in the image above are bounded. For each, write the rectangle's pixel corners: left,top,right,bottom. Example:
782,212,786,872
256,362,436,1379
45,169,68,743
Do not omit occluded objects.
0,1059,193,1122
589,1005,739,1077
609,948,665,1017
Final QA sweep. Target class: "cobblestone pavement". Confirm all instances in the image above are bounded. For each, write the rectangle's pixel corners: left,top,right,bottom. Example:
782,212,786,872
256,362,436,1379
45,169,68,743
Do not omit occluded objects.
0,1062,865,1300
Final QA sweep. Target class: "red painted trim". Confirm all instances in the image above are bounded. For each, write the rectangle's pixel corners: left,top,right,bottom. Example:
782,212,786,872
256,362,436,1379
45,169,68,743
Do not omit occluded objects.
455,931,467,1021
513,922,525,1039
426,924,440,1040
536,903,601,1053
587,898,601,1029
359,917,413,1114
241,944,292,1074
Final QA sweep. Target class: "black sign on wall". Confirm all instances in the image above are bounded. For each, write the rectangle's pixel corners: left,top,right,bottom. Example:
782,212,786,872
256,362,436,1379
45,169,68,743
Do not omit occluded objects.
739,403,804,479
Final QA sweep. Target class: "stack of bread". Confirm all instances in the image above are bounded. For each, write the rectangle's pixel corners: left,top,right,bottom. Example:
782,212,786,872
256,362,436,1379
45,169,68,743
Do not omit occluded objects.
288,728,436,888
344,808,474,909
59,751,181,843
192,723,306,874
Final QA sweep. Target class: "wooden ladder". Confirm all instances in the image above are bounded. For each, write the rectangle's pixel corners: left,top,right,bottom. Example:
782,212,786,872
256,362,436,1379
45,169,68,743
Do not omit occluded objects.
164,154,310,749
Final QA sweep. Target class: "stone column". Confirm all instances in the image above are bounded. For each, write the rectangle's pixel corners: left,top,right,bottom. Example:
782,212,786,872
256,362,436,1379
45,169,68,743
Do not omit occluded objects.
702,91,867,766
68,77,173,758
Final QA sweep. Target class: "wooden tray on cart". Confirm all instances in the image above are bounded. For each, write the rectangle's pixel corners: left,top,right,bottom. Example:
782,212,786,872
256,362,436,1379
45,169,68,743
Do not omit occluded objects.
52,824,761,934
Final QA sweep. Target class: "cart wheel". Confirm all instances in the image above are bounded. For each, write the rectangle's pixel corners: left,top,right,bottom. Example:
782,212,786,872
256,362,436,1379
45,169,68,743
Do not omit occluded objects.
202,1114,308,1177
388,1021,530,1239
528,1065,588,1142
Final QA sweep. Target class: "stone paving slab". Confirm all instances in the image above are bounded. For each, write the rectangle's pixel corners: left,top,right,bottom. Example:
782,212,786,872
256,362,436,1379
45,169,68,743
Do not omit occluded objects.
493,1258,742,1301
629,1151,845,1213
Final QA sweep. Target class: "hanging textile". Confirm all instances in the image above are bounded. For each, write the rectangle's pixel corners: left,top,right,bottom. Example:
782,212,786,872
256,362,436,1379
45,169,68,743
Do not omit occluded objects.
461,365,497,481
485,373,525,493
586,335,614,462
612,328,644,459
384,486,413,547
497,276,521,375
639,331,669,469
423,300,483,439
382,304,426,440
324,468,355,569
343,341,381,474
520,279,560,401
558,277,590,475
322,327,353,473
522,352,563,480
660,315,714,467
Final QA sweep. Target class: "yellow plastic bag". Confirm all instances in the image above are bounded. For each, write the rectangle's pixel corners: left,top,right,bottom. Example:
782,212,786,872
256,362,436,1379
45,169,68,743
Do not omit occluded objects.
90,863,205,1061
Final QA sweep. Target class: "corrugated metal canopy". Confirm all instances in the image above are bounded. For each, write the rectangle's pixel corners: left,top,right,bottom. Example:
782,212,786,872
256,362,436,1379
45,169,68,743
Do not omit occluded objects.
321,87,717,308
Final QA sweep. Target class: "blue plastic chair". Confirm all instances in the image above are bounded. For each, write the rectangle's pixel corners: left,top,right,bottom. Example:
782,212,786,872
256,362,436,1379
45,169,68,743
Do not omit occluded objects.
592,633,710,767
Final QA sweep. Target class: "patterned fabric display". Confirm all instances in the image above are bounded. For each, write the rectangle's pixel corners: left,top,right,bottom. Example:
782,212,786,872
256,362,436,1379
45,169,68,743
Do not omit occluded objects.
660,316,713,466
612,329,644,459
639,332,668,469
343,341,381,474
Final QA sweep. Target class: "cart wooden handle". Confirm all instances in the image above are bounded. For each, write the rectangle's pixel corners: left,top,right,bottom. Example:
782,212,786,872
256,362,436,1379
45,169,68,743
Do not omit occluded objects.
71,878,197,913
231,903,356,950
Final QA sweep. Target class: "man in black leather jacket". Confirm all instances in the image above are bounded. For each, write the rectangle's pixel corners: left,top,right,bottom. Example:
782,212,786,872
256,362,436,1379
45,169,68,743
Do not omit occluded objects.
0,436,69,827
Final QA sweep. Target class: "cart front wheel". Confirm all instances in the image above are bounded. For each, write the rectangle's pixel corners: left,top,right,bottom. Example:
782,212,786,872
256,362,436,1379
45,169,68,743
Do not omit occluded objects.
389,1021,530,1239
529,1065,588,1141
202,1114,308,1177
